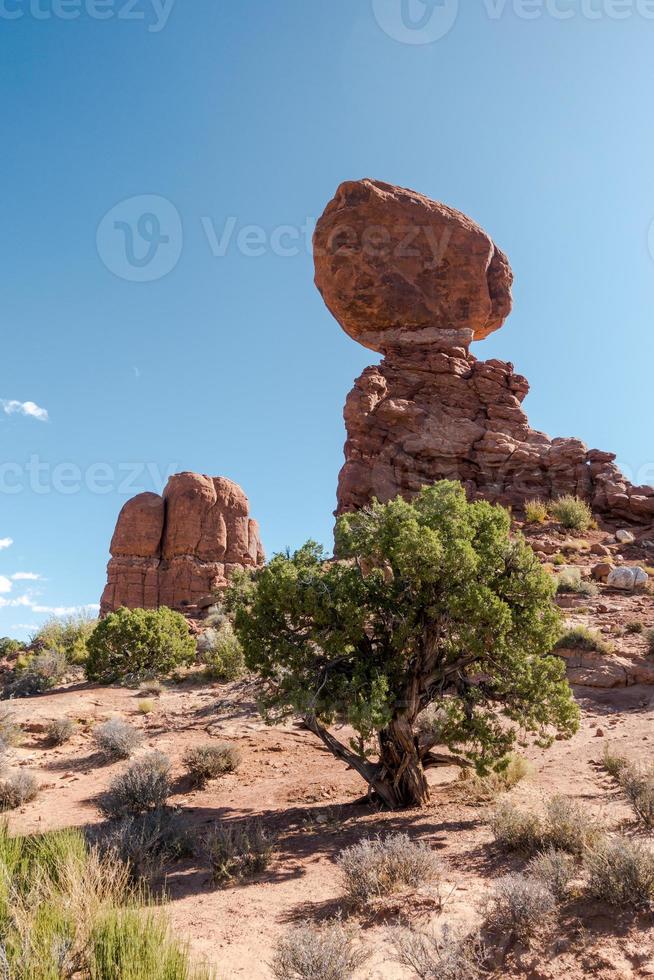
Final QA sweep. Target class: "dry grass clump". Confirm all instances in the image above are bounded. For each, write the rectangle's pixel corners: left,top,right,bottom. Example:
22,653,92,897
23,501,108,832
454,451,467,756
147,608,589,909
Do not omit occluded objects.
555,625,614,656
337,833,440,909
550,495,593,532
524,499,549,524
46,716,76,745
96,808,192,885
556,567,598,597
139,679,163,697
484,873,556,940
601,743,629,780
585,836,654,908
394,923,485,980
625,621,644,634
183,742,241,787
99,752,171,819
137,699,155,715
491,796,601,857
526,848,575,901
0,770,39,810
601,745,654,828
455,754,531,804
207,819,274,886
271,919,368,980
94,718,143,760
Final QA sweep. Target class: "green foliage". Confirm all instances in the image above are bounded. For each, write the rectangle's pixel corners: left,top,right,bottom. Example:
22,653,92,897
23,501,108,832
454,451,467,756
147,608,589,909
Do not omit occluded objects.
32,612,98,665
90,909,211,979
555,567,598,597
85,607,195,684
198,622,246,681
550,495,593,531
454,753,531,804
229,482,578,804
524,499,549,524
0,637,26,658
555,625,613,656
4,649,68,698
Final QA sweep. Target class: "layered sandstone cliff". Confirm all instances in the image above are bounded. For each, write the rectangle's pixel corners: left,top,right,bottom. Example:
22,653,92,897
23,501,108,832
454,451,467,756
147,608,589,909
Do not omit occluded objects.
314,179,654,523
100,472,264,616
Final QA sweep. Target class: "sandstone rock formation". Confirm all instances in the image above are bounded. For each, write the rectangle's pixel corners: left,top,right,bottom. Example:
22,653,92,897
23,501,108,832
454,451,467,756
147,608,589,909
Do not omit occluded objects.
100,473,264,616
315,179,654,524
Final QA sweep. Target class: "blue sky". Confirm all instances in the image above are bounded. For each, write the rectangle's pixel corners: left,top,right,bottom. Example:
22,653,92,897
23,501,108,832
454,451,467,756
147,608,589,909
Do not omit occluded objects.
1,0,653,640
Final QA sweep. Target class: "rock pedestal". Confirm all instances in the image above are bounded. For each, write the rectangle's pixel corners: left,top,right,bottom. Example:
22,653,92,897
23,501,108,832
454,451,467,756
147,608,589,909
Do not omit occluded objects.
314,179,654,524
100,473,264,616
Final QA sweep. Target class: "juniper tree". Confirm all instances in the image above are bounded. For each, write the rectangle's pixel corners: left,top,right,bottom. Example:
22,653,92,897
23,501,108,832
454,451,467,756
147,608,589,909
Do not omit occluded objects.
229,482,578,808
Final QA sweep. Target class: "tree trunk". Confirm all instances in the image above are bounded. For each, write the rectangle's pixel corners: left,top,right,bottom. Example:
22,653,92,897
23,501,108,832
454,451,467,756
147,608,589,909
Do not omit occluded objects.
377,717,430,807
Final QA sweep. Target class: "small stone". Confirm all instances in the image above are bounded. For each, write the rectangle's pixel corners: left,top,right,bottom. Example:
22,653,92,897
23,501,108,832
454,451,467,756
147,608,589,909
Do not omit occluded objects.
616,529,636,544
590,543,610,557
595,728,605,737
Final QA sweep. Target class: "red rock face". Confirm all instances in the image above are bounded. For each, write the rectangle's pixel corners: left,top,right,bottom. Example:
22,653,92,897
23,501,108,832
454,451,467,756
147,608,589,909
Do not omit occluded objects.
315,179,654,524
100,473,264,616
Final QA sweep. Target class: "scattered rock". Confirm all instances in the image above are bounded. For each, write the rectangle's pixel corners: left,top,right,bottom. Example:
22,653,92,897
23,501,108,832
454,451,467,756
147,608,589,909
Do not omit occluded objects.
592,562,614,582
616,529,636,544
590,543,611,557
607,566,649,591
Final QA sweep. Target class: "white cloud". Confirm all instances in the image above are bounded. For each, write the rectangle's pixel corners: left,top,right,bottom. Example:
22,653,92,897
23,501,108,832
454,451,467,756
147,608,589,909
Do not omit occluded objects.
30,602,99,616
0,538,13,551
0,595,30,609
11,572,41,581
1,399,49,422
0,577,12,595
11,624,37,631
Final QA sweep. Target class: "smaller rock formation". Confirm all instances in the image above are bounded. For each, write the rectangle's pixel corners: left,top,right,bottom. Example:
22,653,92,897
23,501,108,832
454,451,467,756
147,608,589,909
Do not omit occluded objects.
100,473,264,617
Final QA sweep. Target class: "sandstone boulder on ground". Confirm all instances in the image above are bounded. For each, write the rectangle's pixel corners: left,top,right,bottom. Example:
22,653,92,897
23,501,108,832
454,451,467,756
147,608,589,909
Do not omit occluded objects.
100,473,264,616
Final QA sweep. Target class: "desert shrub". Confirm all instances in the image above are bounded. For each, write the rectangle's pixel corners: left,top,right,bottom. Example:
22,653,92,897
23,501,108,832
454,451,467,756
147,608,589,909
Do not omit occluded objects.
550,495,593,532
207,819,274,885
95,809,192,885
32,612,97,665
619,765,654,828
85,606,195,684
271,919,367,980
183,742,241,787
0,636,26,658
0,770,39,810
524,499,549,524
554,625,613,656
90,909,211,979
139,679,163,697
93,719,142,760
394,924,485,980
47,716,76,745
137,699,155,715
5,648,68,698
527,848,575,901
556,567,598,597
0,705,21,746
647,628,654,656
626,621,644,634
485,873,556,939
199,623,246,681
337,833,440,908
545,794,603,856
99,752,171,819
230,481,578,809
586,836,654,907
490,801,545,855
601,743,628,779
455,753,531,804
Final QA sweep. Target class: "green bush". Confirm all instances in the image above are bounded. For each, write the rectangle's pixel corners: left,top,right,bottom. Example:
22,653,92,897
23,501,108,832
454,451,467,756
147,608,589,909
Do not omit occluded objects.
555,625,613,656
86,607,195,684
550,496,593,531
198,623,246,681
183,742,241,787
4,649,69,698
556,567,598,597
0,636,26,658
90,909,211,979
524,499,549,524
32,612,97,665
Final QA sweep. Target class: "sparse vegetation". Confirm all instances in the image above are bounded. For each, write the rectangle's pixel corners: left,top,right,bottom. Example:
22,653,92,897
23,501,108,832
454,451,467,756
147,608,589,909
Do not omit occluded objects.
491,795,601,857
524,499,549,524
198,622,247,681
337,833,440,908
4,648,69,697
138,699,155,715
139,679,163,697
585,835,654,908
85,606,195,684
394,924,485,980
230,481,578,808
90,909,211,980
99,752,171,819
94,718,142,760
454,753,531,803
0,769,39,810
601,743,628,780
485,873,556,939
550,495,593,532
0,705,21,747
555,625,614,656
95,808,193,885
490,800,545,855
271,919,367,980
556,567,598,597
183,742,241,787
47,716,76,745
527,848,575,901
0,636,26,658
647,628,654,656
31,612,97,665
626,621,644,634
207,819,274,886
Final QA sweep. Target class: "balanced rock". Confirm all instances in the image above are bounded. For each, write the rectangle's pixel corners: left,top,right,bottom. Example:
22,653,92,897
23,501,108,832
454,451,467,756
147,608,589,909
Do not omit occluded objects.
315,179,654,525
100,473,264,616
